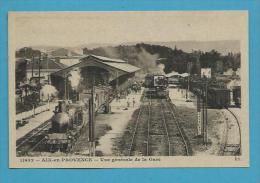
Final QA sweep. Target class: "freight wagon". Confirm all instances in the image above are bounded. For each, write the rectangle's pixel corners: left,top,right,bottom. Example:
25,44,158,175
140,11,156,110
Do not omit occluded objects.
232,86,241,107
207,88,230,108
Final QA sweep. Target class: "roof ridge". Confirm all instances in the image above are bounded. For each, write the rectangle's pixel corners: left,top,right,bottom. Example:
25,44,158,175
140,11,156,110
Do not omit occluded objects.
90,54,126,63
52,59,67,69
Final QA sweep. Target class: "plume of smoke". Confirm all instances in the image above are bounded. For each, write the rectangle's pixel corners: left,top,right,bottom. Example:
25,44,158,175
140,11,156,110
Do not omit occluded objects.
94,46,163,75
40,84,58,101
103,46,120,58
68,68,81,90
157,63,165,74
137,48,159,73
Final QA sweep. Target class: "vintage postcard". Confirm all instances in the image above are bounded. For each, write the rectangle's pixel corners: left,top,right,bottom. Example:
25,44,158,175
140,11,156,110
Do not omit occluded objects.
9,11,249,168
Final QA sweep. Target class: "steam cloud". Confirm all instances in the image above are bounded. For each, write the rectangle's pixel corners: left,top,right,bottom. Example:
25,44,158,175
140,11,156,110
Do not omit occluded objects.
102,47,160,73
69,68,81,90
157,63,165,74
40,84,58,101
137,48,159,73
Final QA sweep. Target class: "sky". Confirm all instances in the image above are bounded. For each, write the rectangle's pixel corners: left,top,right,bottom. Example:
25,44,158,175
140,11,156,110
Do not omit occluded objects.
10,11,247,49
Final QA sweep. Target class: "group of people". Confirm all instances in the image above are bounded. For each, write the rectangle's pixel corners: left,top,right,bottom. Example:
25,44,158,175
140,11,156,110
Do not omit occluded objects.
115,81,142,109
127,97,136,108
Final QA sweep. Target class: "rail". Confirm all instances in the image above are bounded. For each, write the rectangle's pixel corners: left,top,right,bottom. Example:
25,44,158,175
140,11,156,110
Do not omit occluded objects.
159,100,171,156
128,102,144,156
165,97,191,156
223,108,241,155
16,120,51,150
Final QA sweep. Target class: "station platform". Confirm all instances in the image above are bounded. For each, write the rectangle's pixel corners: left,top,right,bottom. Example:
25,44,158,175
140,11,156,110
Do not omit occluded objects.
168,88,196,108
16,103,57,140
95,90,143,155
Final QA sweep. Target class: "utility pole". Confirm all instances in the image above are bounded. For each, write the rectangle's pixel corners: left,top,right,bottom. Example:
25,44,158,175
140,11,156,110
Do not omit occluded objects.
186,62,192,100
38,54,42,102
197,91,202,136
116,71,119,91
202,87,205,141
46,54,49,84
199,78,208,146
204,80,208,145
31,55,34,80
67,76,70,100
195,76,209,145
89,72,95,156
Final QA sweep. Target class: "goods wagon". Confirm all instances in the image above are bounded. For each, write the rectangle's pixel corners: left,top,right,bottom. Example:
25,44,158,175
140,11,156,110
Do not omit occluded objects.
207,88,230,108
232,86,241,107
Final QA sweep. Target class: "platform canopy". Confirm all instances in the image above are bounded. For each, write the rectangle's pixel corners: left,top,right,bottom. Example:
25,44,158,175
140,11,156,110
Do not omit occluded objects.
51,55,140,82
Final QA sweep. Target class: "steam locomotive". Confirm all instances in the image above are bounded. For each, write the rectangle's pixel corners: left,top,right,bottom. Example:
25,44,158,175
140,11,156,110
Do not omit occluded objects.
45,101,87,152
143,74,168,98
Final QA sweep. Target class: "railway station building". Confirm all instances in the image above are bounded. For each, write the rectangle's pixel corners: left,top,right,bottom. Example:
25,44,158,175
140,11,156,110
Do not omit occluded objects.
50,54,140,99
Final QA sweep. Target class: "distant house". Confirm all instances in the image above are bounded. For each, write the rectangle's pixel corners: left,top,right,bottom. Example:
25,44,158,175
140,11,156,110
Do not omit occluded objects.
201,68,212,78
48,48,84,66
26,58,67,84
54,57,83,67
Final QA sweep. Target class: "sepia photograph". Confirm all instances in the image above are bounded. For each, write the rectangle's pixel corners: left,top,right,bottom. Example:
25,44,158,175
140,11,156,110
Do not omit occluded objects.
8,11,249,168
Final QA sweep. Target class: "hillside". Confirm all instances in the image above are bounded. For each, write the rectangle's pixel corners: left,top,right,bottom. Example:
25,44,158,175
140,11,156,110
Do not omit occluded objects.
144,40,240,55
83,43,240,75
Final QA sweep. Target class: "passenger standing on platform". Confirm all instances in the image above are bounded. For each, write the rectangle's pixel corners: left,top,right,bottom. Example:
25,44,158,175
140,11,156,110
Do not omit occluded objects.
132,97,136,108
117,92,120,101
127,98,130,108
128,88,131,95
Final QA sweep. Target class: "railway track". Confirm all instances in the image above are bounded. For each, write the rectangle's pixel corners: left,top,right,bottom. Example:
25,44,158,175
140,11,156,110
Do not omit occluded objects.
128,96,191,156
128,97,150,156
16,120,51,156
148,98,171,156
221,108,241,156
161,98,191,156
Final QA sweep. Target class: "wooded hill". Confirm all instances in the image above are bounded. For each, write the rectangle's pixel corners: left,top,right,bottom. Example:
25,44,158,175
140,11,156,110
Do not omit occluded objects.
83,43,240,75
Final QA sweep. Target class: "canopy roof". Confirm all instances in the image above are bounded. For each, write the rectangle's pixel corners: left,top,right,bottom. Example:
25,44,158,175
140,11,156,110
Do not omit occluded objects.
51,55,140,81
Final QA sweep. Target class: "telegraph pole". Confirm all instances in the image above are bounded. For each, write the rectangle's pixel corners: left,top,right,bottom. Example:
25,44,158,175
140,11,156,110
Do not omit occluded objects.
186,62,192,100
31,55,34,80
195,79,208,145
197,91,202,136
38,54,42,102
46,54,49,84
204,80,208,145
64,77,67,100
89,72,96,156
202,87,205,140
